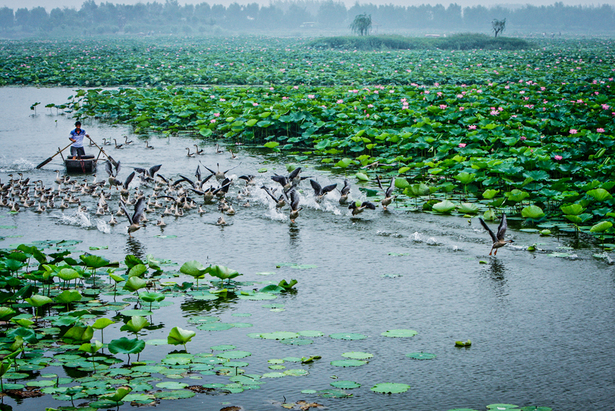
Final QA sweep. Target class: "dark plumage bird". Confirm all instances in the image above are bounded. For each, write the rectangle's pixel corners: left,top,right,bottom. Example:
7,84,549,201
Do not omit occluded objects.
478,214,514,255
261,186,286,209
339,179,351,205
288,189,302,223
271,167,307,190
203,162,241,183
105,160,121,187
349,200,376,216
134,164,162,182
119,197,146,237
376,175,396,210
309,179,337,202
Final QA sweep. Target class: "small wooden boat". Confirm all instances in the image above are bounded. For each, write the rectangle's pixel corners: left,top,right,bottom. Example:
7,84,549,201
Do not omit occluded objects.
65,155,97,173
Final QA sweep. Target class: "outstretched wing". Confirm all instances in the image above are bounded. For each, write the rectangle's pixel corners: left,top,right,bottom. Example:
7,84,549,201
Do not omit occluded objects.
376,175,385,191
119,200,132,225
105,160,113,177
288,167,301,180
322,183,337,194
386,178,395,197
309,179,322,195
271,174,288,187
148,164,162,178
496,213,508,240
123,171,135,190
132,197,146,224
340,179,350,195
362,201,377,210
478,217,498,243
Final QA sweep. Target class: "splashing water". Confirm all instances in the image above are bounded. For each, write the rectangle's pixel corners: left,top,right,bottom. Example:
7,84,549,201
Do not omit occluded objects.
96,219,111,234
0,158,35,172
58,209,93,228
411,232,423,242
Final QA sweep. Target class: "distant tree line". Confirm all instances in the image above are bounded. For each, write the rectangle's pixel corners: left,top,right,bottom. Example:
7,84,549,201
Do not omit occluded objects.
0,0,613,36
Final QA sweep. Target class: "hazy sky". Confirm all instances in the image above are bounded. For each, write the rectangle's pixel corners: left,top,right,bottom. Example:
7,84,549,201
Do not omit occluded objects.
2,0,614,9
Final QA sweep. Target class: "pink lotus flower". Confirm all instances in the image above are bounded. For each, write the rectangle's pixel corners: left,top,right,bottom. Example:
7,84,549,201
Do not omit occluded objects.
554,155,563,161
307,94,315,99
210,119,216,123
458,143,466,148
336,99,344,104
597,128,605,133
213,113,220,117
520,136,527,140
468,125,477,130
439,104,447,109
569,129,578,134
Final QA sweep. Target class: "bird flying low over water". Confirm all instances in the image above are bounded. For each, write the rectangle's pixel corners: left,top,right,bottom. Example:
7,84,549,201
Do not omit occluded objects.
120,196,146,237
309,179,337,202
478,213,514,255
134,164,162,182
271,167,308,190
349,200,376,216
376,175,396,211
339,179,351,205
288,189,302,223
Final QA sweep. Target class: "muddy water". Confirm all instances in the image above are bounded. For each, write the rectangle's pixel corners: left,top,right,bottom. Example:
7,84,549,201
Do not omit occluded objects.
1,88,614,411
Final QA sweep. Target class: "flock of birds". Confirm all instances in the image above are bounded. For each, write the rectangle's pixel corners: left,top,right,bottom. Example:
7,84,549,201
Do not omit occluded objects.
0,140,513,253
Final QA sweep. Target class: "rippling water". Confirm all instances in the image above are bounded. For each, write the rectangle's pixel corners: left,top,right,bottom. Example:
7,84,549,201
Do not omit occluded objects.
1,88,614,411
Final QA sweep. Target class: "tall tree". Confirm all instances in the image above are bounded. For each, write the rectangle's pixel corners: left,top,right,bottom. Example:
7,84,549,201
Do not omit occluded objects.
0,7,13,30
349,13,371,36
492,18,506,37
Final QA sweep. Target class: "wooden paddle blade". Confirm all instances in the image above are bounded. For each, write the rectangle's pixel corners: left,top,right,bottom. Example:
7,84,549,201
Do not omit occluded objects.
35,157,53,169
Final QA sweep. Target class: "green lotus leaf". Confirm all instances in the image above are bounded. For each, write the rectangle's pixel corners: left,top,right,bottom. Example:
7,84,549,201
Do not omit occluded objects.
355,172,369,181
486,404,519,410
283,369,309,376
139,291,165,303
264,141,279,149
179,260,208,278
153,389,195,399
454,172,476,184
63,325,94,342
211,344,236,351
394,178,410,189
458,203,479,214
79,340,103,354
120,316,149,334
331,380,361,389
156,381,188,390
80,254,110,269
341,351,373,359
128,264,148,277
0,307,16,319
103,386,132,402
406,352,437,360
108,337,146,355
521,205,545,219
58,268,81,281
123,276,147,292
206,265,241,281
505,189,529,202
483,189,500,199
587,188,611,201
25,294,53,307
298,330,324,337
218,350,251,359
168,326,196,346
432,200,456,214
371,382,411,394
560,204,585,215
55,290,82,304
260,331,299,340
590,221,613,233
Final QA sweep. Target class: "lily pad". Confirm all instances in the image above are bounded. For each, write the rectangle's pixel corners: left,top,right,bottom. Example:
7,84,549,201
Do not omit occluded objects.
329,333,367,340
156,381,189,390
197,323,234,331
342,352,373,360
371,382,411,394
406,352,437,360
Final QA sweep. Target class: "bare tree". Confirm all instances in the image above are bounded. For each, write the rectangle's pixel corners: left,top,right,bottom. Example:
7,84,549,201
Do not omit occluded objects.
492,18,506,37
349,13,372,36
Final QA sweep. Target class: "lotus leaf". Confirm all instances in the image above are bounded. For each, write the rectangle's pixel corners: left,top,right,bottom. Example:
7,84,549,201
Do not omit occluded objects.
587,188,611,201
329,333,367,340
505,189,530,202
381,329,418,338
120,316,149,334
561,204,585,215
128,264,148,277
458,203,479,214
521,205,545,219
80,254,110,269
218,350,251,359
58,268,81,282
342,352,373,359
486,405,519,410
432,200,456,214
590,221,613,233
63,325,94,342
108,337,146,355
197,323,234,331
79,340,103,354
168,326,196,347
123,276,147,292
153,389,195,399
283,369,309,376
25,294,53,307
406,352,437,360
207,265,241,281
331,380,361,389
370,382,411,394
260,331,299,340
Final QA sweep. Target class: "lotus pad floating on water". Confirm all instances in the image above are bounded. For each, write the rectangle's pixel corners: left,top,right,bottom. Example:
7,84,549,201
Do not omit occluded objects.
218,351,251,359
330,380,361,389
381,329,418,338
153,390,195,400
280,338,313,345
260,331,299,340
341,351,373,360
211,344,236,351
406,352,437,360
197,323,234,331
329,333,367,340
283,369,309,376
370,383,411,394
298,330,324,337
316,389,352,398
486,405,519,410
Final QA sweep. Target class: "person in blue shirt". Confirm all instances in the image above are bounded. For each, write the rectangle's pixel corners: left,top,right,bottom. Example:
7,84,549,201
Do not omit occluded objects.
69,121,89,159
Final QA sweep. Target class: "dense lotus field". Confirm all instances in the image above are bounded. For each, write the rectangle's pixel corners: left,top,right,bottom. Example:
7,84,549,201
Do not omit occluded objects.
7,35,615,234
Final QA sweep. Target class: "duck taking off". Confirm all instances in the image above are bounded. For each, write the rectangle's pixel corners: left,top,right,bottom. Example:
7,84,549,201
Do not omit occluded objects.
478,213,514,255
376,175,396,210
119,197,146,238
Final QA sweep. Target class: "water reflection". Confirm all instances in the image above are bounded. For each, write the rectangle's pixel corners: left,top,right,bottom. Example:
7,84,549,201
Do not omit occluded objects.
125,237,145,260
481,257,509,300
288,225,300,250
179,296,237,315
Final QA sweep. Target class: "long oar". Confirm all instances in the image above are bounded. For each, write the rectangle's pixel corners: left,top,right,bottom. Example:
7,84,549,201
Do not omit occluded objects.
35,143,72,169
87,136,118,167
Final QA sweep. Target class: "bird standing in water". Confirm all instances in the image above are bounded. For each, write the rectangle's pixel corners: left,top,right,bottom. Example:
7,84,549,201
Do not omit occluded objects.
478,213,514,255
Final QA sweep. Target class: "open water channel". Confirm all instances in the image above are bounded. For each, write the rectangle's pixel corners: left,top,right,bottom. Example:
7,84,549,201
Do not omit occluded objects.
0,88,614,411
